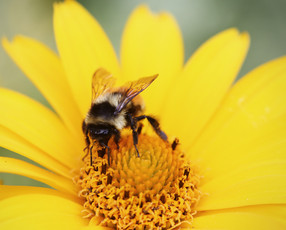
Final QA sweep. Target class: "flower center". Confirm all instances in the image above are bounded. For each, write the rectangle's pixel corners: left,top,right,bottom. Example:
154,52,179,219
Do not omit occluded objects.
75,135,201,229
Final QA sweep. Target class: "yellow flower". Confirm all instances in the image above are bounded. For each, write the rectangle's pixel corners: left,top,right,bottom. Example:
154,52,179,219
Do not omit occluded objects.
1,0,286,229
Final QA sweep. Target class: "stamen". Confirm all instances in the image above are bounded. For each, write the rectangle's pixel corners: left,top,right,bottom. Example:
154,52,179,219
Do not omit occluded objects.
74,135,201,229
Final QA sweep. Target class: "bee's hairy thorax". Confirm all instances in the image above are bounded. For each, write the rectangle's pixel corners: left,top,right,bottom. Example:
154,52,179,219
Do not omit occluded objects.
85,92,143,130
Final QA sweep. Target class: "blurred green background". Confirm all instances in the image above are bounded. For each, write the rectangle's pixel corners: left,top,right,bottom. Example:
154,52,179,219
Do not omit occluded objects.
1,0,286,186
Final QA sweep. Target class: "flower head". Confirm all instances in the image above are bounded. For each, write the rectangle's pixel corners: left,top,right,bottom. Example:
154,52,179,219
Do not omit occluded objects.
1,0,286,229
77,135,201,229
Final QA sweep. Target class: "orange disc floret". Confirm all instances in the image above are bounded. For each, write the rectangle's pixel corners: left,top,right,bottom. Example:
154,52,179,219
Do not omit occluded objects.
75,135,201,229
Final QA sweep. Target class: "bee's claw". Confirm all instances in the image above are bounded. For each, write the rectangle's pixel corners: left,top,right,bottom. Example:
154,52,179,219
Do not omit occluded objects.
135,145,140,158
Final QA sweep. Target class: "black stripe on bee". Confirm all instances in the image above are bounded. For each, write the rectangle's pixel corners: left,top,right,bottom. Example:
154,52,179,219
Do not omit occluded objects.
90,102,117,119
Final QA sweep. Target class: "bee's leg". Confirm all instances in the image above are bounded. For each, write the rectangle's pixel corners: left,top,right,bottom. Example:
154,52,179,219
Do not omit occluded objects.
128,114,140,157
113,129,121,150
82,148,89,162
135,115,168,141
147,116,168,141
82,128,91,162
89,141,96,166
171,138,179,151
100,142,111,165
137,123,143,135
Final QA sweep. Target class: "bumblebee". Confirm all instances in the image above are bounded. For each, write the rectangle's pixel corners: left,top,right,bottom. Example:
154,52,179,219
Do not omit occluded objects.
82,68,167,165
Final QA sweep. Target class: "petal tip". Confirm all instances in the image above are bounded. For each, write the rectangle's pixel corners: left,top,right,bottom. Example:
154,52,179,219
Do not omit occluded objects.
157,11,175,21
131,4,153,18
53,1,61,9
134,5,173,20
1,36,13,53
135,4,150,12
224,27,240,36
239,31,251,51
53,0,76,11
240,31,250,41
2,35,32,53
1,37,9,47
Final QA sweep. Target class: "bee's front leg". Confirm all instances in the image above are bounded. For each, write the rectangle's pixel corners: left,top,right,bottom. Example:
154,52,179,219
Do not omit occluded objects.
113,128,121,150
99,142,111,165
82,134,91,162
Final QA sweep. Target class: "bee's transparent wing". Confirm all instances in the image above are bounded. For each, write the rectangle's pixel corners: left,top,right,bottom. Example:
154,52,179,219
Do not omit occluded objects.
115,74,158,114
91,68,116,102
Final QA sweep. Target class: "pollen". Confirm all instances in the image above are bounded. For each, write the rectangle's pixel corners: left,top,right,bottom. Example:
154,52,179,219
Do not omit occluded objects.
75,135,201,229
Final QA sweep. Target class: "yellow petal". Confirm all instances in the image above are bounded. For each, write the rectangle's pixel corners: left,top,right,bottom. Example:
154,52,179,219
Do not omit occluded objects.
81,226,107,230
0,126,71,178
198,115,286,179
120,5,183,115
2,36,83,140
197,160,286,210
0,185,77,201
0,192,87,230
0,88,82,169
1,214,87,230
163,28,249,146
188,57,286,210
54,0,120,116
0,157,76,195
193,205,286,230
190,56,286,164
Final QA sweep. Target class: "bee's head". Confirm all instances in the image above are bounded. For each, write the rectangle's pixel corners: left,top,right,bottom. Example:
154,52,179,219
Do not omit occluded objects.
85,123,117,143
